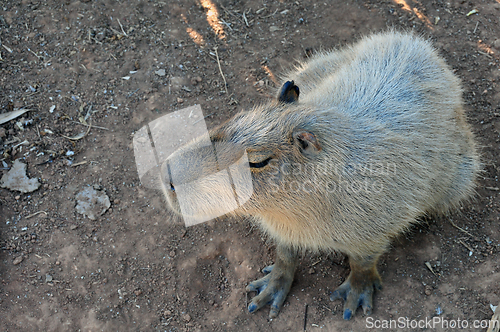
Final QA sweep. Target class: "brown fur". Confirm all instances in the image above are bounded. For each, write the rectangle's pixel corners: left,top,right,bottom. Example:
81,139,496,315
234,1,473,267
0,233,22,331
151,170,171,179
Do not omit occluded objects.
161,31,480,318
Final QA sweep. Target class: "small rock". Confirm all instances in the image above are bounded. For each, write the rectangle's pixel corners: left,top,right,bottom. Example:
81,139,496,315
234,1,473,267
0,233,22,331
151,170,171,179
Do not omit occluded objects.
0,127,6,138
155,69,166,76
182,313,191,322
13,256,23,265
308,268,315,274
134,289,142,296
1,159,41,193
164,309,172,316
75,187,111,220
191,76,202,85
169,250,176,257
177,97,184,104
493,39,500,49
55,260,61,265
269,26,281,32
15,195,20,200
424,285,433,296
45,274,53,283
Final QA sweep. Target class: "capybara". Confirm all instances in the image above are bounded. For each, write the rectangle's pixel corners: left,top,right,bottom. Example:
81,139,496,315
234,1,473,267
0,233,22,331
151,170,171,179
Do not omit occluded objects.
161,31,480,320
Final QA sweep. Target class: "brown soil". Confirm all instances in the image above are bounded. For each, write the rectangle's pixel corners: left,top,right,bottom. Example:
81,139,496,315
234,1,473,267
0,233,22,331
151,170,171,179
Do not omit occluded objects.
1,0,500,331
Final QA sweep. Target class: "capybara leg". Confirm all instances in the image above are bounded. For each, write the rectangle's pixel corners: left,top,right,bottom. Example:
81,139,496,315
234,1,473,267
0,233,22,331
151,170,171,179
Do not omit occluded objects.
330,255,382,320
246,245,299,318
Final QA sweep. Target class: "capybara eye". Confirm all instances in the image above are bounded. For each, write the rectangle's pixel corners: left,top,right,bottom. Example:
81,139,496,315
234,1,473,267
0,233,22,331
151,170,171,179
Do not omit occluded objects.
249,157,272,169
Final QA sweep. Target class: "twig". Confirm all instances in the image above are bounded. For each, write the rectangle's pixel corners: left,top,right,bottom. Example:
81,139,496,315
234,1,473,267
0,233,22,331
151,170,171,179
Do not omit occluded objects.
2,44,13,53
61,122,92,140
243,11,249,27
425,261,436,276
117,19,128,37
477,50,493,58
487,303,499,332
473,21,479,34
303,304,308,331
36,125,42,141
219,3,244,24
127,88,140,98
71,160,88,167
13,140,29,149
26,211,47,219
70,120,109,131
262,9,279,19
311,259,322,266
450,220,475,238
219,17,233,31
27,48,42,61
214,47,228,94
458,239,474,253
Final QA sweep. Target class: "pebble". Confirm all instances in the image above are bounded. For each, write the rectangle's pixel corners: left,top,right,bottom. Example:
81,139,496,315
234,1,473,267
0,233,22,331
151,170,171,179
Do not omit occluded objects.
493,39,500,49
155,69,166,76
134,289,142,296
46,274,53,282
191,76,202,85
182,313,191,322
177,97,184,104
0,127,6,138
424,285,432,296
13,256,23,265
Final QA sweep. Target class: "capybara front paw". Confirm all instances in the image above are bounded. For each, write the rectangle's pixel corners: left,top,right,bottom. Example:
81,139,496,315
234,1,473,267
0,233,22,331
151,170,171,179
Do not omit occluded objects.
246,264,294,318
330,273,382,320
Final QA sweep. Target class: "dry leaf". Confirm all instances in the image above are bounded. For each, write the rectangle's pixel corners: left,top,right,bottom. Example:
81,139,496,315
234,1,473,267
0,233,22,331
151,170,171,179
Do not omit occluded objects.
0,109,30,125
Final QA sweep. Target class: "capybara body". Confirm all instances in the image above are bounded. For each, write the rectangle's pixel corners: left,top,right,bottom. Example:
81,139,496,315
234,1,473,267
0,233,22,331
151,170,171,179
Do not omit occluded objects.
161,31,480,319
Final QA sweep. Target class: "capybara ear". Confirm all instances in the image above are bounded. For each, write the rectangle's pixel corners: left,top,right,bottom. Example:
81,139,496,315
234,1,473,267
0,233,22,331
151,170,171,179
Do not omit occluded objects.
278,81,299,103
293,129,321,155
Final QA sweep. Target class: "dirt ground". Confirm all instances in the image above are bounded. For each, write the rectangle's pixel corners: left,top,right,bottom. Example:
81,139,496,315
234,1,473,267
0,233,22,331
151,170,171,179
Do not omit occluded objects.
1,0,500,331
